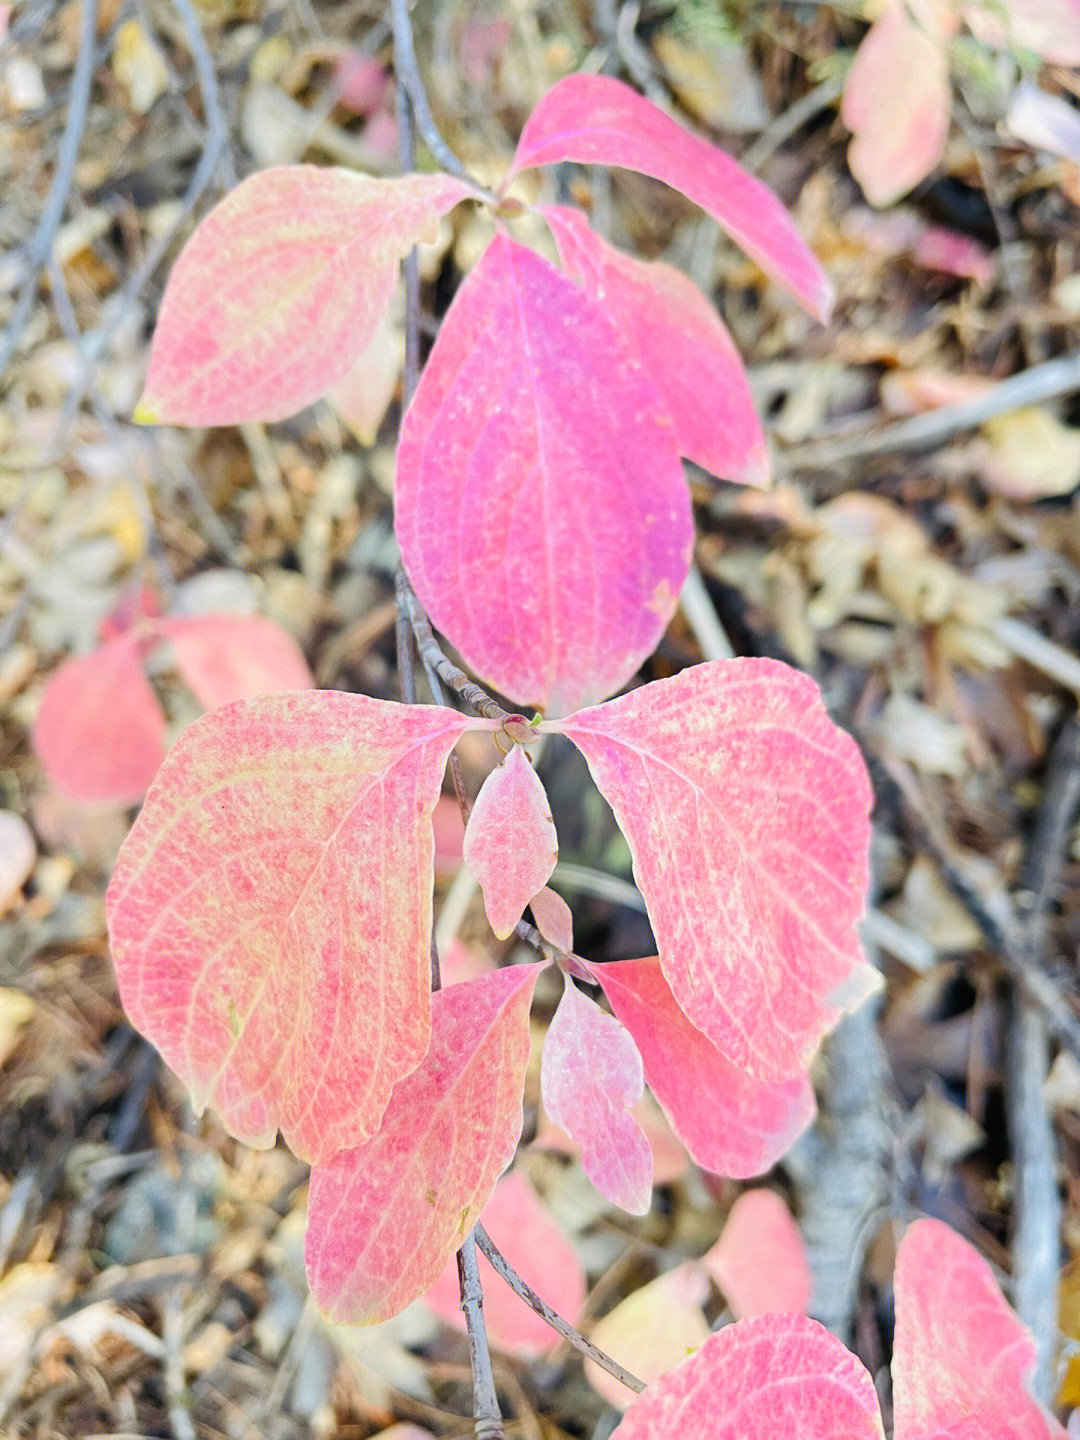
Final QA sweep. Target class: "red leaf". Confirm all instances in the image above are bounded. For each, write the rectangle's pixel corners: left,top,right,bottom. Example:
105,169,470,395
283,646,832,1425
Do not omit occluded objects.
33,633,167,804
395,233,692,715
841,2,952,207
529,885,573,953
610,1314,883,1440
544,205,768,487
305,964,543,1324
595,958,815,1177
703,1189,812,1318
463,746,558,938
424,1169,586,1356
509,75,833,321
549,660,875,1081
158,614,314,710
892,1219,1067,1440
106,692,469,1163
136,167,474,426
541,975,652,1214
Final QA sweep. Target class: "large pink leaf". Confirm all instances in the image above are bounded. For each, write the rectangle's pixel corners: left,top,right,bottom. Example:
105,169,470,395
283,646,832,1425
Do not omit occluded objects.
508,75,833,321
424,1169,586,1356
541,975,652,1214
543,205,769,487
106,692,469,1164
463,746,558,938
595,958,816,1177
157,614,314,709
892,1219,1067,1440
33,633,167,805
305,965,542,1325
395,234,692,715
549,660,875,1081
136,167,474,426
703,1189,812,1318
841,2,953,207
610,1314,884,1440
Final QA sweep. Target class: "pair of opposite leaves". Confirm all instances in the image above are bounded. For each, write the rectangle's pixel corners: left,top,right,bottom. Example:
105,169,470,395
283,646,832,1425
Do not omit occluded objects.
135,71,834,717
110,74,870,1322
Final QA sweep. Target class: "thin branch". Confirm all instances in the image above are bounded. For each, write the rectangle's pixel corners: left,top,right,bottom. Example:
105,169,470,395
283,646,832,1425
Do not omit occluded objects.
0,0,97,376
395,570,518,724
475,1225,646,1395
458,1233,505,1439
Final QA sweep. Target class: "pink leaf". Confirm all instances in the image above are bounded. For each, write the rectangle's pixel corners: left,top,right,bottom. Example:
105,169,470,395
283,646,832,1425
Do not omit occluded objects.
396,233,692,715
543,205,769,487
610,1314,884,1440
841,2,952,207
305,965,543,1325
105,692,469,1164
136,167,474,426
595,958,816,1178
541,974,652,1214
962,0,1080,65
892,1219,1067,1440
703,1189,811,1318
508,74,833,321
328,297,404,445
424,1169,586,1356
586,1263,711,1410
549,659,875,1081
529,885,573,953
33,633,167,804
463,746,558,938
157,614,314,710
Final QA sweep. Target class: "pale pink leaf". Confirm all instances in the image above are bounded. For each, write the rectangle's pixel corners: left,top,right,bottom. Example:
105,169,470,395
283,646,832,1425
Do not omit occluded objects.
158,614,314,710
396,233,692,715
0,811,36,916
529,885,573,953
610,1313,884,1440
328,297,404,445
585,1263,711,1410
596,958,816,1177
424,1169,586,1356
549,659,874,1081
33,633,167,804
305,964,542,1325
704,1189,812,1318
137,167,474,426
962,0,1080,64
508,74,833,321
105,692,469,1164
463,746,558,938
892,1218,1067,1440
841,2,952,207
543,205,768,487
541,975,652,1214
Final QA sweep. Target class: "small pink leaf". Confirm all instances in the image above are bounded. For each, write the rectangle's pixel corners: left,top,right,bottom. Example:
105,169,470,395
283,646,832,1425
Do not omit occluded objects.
137,167,474,426
544,205,768,487
328,298,404,445
509,74,833,321
610,1314,884,1440
841,2,952,207
305,964,543,1325
549,659,874,1081
586,1263,711,1410
106,692,469,1163
704,1189,811,1318
892,1218,1067,1440
541,975,652,1214
463,746,558,939
529,885,573,953
158,614,314,710
596,958,815,1178
396,233,692,715
424,1169,586,1356
33,633,167,804
962,0,1080,65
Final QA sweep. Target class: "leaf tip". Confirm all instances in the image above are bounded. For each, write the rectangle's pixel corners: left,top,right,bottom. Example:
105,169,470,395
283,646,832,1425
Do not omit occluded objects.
132,395,161,426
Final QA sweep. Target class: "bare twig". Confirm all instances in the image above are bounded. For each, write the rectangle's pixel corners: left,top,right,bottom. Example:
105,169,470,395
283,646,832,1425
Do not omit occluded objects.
395,571,518,724
475,1225,646,1395
0,0,97,376
783,348,1080,471
1007,717,1079,1402
458,1233,505,1439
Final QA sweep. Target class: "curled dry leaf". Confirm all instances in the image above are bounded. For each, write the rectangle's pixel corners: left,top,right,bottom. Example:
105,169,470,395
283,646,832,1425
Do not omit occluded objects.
306,965,543,1325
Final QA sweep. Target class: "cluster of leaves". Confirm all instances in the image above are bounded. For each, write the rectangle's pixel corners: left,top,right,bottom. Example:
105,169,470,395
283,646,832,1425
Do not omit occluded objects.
842,0,1080,206
33,587,312,804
